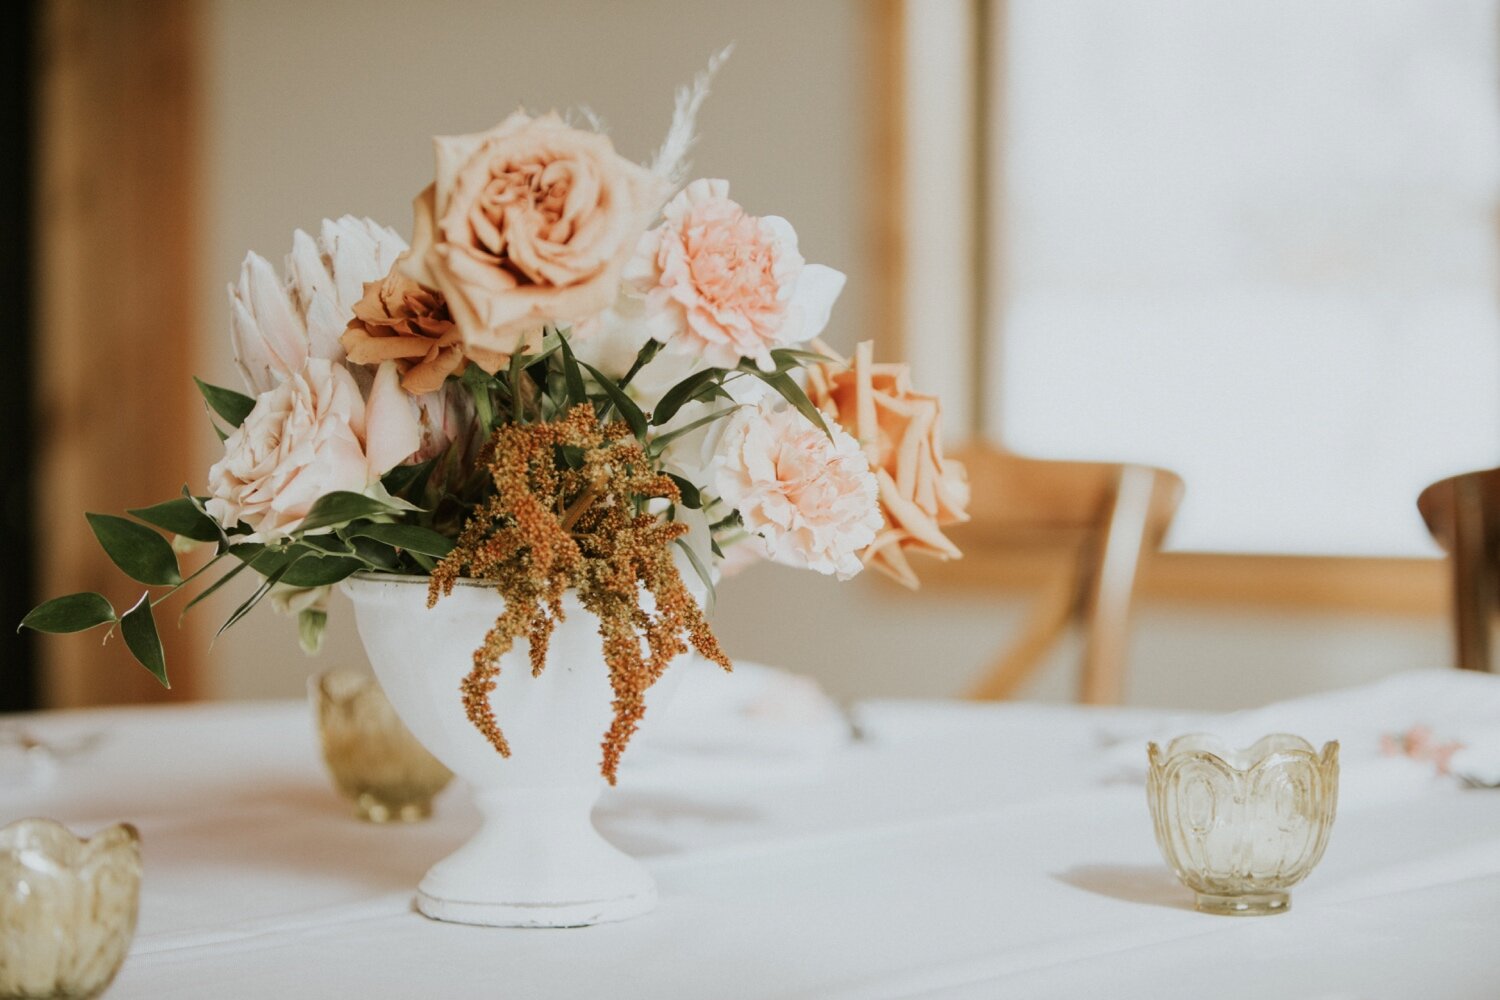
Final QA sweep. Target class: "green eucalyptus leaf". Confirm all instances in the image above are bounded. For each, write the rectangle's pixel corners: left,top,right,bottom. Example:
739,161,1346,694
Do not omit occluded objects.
673,538,716,614
217,555,305,638
460,363,497,432
120,592,169,687
86,513,182,586
226,542,267,564
180,487,238,547
280,555,366,588
666,474,703,509
364,482,423,513
696,383,734,406
179,557,255,619
347,537,403,571
748,369,831,437
769,347,837,367
578,359,648,439
297,492,410,534
128,496,222,543
652,369,724,427
18,592,116,634
557,335,588,407
649,405,742,455
194,378,257,430
344,523,455,558
381,458,435,499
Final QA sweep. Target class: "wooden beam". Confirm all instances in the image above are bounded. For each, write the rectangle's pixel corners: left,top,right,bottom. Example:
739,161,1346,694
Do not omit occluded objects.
33,0,203,707
915,544,1446,616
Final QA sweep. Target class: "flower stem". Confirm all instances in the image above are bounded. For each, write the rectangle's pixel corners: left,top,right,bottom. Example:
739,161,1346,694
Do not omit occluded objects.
559,474,608,532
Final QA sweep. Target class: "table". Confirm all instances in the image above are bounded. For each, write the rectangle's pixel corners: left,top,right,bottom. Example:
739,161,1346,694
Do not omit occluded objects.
6,670,1500,999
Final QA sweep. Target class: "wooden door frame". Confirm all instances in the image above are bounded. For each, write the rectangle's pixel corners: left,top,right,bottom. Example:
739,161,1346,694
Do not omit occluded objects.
33,0,204,706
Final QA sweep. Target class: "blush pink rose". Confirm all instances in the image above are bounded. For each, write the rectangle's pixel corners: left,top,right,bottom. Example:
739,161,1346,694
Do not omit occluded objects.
626,178,846,372
713,401,881,579
402,111,670,362
205,359,418,541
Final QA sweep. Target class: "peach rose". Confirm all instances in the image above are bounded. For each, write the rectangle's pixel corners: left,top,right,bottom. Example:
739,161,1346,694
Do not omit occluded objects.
625,179,846,372
403,111,670,361
205,359,418,541
714,400,881,579
806,341,969,588
340,260,508,396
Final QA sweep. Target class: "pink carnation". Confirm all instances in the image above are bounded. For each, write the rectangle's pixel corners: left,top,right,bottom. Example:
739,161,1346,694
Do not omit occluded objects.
626,179,845,371
714,402,881,579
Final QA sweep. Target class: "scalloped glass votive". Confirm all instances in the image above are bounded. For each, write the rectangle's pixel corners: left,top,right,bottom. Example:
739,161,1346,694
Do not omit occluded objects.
0,818,141,999
312,669,454,822
1147,734,1339,915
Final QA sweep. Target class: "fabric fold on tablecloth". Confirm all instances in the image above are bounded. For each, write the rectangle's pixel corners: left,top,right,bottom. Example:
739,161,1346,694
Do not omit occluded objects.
1099,669,1500,807
617,659,853,789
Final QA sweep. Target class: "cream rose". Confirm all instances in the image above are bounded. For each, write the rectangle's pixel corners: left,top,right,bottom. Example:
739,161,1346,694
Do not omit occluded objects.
403,111,670,361
625,178,846,372
806,341,970,587
713,401,881,579
205,359,418,541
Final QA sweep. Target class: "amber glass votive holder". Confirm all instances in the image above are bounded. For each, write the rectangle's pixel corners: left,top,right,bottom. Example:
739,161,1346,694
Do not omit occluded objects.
1147,734,1339,915
0,818,141,999
312,669,453,823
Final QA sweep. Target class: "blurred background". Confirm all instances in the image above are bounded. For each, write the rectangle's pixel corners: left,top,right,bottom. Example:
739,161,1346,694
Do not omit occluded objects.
5,0,1498,714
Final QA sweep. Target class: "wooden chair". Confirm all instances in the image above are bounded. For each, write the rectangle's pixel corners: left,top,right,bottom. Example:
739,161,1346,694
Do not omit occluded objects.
951,446,1184,705
1417,468,1500,673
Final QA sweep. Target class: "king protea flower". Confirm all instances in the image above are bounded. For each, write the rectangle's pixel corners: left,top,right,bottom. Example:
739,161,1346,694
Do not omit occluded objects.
229,216,407,394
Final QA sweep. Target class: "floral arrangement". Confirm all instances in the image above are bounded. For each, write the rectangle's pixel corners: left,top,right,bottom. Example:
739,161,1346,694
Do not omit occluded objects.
20,58,969,780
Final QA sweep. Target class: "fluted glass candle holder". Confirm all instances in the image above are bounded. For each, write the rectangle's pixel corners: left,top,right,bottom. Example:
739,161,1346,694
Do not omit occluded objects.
313,670,454,822
1147,734,1339,915
0,819,141,1000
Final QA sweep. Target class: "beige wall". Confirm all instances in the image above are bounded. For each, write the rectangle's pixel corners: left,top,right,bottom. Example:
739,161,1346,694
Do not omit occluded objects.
197,0,1450,707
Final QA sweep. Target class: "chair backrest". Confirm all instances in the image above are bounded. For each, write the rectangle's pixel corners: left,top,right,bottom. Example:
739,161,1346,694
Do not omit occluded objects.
953,444,1183,548
1418,468,1500,555
1416,467,1500,673
948,445,1185,703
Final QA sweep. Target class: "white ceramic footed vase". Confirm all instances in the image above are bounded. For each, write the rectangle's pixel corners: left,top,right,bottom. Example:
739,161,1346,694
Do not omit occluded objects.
342,573,683,928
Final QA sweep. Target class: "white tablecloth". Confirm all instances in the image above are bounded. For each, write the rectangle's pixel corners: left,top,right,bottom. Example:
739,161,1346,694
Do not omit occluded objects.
6,671,1500,999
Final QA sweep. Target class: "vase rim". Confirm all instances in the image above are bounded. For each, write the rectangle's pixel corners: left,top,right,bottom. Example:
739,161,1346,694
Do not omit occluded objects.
344,570,495,590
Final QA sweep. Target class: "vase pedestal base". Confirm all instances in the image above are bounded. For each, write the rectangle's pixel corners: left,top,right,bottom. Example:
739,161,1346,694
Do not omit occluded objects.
411,786,658,928
343,576,680,930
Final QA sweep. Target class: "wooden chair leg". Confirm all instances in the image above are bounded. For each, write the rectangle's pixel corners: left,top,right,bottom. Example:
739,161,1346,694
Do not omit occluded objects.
1451,477,1494,672
1078,465,1158,705
967,566,1081,700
